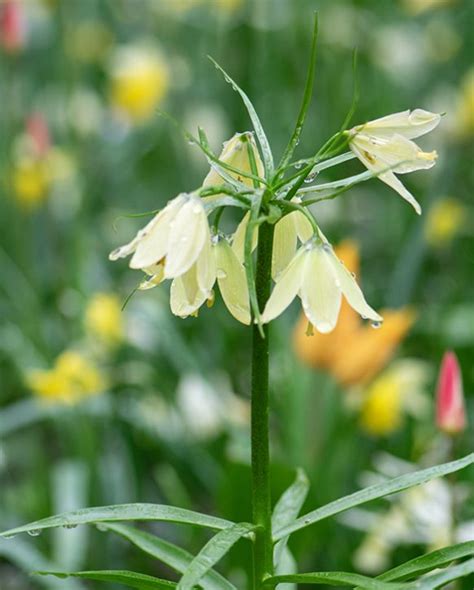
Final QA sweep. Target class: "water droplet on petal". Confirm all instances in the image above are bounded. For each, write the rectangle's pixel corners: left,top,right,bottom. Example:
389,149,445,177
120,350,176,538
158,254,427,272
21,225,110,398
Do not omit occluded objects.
371,321,382,329
322,243,332,253
304,171,317,183
216,268,227,279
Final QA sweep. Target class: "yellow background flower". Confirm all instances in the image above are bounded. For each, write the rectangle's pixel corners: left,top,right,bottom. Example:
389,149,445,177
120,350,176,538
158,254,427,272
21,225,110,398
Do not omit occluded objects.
109,43,169,123
27,351,106,405
85,293,124,346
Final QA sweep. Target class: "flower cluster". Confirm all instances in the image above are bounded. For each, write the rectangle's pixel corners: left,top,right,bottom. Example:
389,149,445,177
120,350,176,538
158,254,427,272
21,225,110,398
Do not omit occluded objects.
109,62,440,334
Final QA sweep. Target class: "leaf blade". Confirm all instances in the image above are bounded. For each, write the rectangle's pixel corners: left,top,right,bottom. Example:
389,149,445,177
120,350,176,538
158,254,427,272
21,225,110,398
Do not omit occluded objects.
278,13,319,170
177,522,256,590
378,541,474,582
35,570,176,590
102,523,236,590
273,453,474,540
209,57,274,177
0,504,234,539
264,571,405,589
415,558,474,590
272,469,309,567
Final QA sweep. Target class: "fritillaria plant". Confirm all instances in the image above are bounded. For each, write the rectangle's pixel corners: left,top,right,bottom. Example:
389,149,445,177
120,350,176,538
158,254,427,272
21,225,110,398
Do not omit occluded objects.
2,14,474,590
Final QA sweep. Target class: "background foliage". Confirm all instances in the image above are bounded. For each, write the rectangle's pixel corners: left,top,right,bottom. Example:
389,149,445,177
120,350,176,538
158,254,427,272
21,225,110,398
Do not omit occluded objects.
0,0,473,588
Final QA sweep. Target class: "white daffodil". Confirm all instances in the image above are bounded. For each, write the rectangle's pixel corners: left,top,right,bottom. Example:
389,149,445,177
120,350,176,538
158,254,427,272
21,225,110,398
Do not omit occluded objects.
349,109,441,214
170,236,251,325
261,238,382,333
272,199,314,281
109,192,211,279
203,131,264,189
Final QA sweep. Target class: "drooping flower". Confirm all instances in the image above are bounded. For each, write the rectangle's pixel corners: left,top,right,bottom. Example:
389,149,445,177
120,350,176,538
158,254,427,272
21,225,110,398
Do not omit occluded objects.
435,351,466,435
27,351,106,405
170,236,251,324
348,109,441,214
293,241,416,386
272,199,313,281
109,42,169,123
84,292,124,346
261,236,382,333
110,193,211,280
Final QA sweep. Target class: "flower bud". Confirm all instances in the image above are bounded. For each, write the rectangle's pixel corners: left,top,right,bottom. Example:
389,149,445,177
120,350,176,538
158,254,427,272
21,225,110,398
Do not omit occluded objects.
203,132,264,188
435,351,466,435
0,0,25,54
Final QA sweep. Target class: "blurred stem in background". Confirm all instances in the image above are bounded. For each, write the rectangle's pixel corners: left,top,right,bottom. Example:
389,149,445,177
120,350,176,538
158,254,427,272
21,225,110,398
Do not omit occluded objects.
251,221,275,589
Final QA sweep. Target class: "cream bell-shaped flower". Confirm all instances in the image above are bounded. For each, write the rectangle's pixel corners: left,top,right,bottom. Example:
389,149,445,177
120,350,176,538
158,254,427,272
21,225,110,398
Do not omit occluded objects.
170,235,251,325
109,192,211,280
203,131,264,189
349,109,441,214
272,199,313,281
261,238,382,333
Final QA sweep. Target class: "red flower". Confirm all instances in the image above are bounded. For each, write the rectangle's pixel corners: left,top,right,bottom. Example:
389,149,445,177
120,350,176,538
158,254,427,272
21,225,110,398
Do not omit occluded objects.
0,0,25,54
435,351,466,435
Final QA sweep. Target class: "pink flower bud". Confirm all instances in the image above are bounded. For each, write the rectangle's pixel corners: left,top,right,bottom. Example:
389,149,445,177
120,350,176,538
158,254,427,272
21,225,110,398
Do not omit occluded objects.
435,351,466,435
1,0,25,54
27,113,51,157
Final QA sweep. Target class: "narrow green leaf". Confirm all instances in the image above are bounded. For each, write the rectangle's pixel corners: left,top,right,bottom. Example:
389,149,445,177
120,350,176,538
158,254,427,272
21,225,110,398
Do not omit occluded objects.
378,541,474,582
0,504,234,539
278,13,319,170
273,453,474,541
159,110,264,189
264,571,405,589
102,523,236,590
0,538,85,590
36,570,176,590
177,522,256,590
272,469,309,567
208,57,274,177
272,469,310,532
415,558,474,590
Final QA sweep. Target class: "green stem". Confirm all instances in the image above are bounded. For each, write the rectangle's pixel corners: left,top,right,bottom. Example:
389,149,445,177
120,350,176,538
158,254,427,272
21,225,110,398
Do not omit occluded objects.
251,222,275,589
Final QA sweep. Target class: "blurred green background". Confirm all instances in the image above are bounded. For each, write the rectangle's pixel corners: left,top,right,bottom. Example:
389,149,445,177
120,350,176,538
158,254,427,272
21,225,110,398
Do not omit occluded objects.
0,0,473,588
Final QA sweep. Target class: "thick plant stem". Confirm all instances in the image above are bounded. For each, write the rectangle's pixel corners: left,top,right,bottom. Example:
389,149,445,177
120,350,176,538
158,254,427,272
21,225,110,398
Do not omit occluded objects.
251,221,275,589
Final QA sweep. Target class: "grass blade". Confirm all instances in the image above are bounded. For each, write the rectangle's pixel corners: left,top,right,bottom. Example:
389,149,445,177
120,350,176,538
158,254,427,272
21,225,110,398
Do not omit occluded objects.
0,504,234,539
36,570,176,590
177,522,255,590
209,57,274,177
273,453,474,541
102,523,236,590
